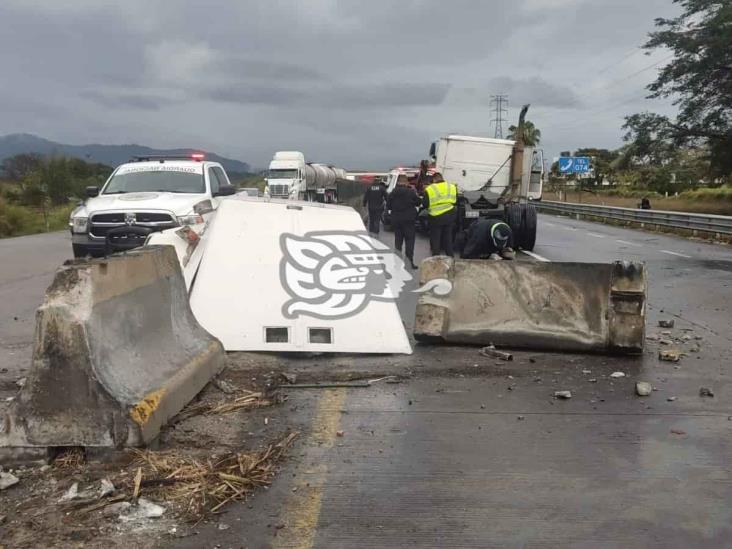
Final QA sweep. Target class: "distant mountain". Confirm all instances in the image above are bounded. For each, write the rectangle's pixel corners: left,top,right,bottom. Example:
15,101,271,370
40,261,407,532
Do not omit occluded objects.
0,133,251,175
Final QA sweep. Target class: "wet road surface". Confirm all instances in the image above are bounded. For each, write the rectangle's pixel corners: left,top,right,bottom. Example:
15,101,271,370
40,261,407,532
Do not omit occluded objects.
1,217,731,548
178,216,732,548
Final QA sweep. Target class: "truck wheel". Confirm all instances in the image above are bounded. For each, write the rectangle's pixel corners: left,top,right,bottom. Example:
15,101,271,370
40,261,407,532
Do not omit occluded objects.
505,204,523,249
520,204,537,251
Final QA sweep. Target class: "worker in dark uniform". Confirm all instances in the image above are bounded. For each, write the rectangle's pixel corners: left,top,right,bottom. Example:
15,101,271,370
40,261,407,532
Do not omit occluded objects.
422,172,457,257
363,178,387,235
387,174,420,269
461,219,516,260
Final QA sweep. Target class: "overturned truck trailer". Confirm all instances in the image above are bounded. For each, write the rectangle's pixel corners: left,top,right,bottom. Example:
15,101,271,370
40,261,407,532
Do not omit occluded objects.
148,197,413,354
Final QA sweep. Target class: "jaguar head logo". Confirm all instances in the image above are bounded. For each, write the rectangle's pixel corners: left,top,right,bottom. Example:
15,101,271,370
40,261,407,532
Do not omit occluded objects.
280,231,412,319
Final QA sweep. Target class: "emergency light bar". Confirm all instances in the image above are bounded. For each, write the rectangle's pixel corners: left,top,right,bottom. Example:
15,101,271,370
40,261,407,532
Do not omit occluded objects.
131,153,206,163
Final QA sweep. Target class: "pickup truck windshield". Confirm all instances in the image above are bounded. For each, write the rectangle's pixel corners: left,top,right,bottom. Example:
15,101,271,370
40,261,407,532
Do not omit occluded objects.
103,170,205,194
268,169,298,179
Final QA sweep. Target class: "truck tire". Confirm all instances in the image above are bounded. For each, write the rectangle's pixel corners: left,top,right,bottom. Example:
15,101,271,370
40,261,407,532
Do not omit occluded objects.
520,204,537,251
505,204,523,249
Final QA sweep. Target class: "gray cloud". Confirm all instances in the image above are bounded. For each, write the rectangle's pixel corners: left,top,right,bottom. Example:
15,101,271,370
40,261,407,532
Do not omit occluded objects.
485,77,582,109
205,83,450,109
81,91,170,111
0,0,679,169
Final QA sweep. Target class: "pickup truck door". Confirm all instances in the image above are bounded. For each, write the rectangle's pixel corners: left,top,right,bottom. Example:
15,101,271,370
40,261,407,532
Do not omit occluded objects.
207,166,230,209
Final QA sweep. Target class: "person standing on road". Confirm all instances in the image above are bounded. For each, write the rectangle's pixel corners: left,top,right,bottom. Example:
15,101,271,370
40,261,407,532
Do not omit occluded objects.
387,174,420,269
363,178,387,235
422,173,457,257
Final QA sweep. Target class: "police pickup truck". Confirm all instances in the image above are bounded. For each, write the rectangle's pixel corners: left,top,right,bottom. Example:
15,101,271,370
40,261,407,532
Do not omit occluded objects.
69,154,236,257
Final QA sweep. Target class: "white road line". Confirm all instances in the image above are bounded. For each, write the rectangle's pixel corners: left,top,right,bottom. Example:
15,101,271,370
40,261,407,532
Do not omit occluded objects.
521,250,551,263
616,239,641,247
587,232,605,238
660,250,692,259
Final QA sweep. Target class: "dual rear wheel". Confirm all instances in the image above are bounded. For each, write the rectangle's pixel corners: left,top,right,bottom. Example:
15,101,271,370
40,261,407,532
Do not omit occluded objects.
504,203,537,251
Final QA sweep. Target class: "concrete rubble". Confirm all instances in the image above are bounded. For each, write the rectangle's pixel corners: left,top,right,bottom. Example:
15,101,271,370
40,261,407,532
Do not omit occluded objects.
0,471,19,490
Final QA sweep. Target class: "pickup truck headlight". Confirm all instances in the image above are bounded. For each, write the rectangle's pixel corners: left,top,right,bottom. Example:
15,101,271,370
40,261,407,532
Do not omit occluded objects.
177,214,204,226
71,216,88,233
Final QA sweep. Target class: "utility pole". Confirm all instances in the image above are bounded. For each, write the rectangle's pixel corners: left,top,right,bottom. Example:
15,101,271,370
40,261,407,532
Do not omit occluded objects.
490,94,508,139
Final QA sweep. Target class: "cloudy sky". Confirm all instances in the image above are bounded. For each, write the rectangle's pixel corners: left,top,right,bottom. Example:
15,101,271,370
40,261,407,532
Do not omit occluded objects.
0,0,679,170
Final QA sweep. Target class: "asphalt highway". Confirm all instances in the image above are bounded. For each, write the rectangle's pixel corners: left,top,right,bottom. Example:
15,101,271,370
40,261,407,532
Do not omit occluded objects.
1,215,731,548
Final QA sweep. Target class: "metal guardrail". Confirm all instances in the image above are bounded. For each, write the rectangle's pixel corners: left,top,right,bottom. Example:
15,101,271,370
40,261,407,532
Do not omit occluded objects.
536,200,732,237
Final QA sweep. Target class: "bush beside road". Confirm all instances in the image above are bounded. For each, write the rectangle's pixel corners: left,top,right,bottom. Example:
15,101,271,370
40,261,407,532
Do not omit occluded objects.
0,197,75,238
544,187,732,216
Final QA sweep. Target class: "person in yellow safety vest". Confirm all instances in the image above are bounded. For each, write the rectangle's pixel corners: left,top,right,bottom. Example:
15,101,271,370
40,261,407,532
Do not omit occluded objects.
422,172,458,257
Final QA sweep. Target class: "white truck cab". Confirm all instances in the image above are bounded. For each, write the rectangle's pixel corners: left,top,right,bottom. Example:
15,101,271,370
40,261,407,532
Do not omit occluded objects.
69,154,236,257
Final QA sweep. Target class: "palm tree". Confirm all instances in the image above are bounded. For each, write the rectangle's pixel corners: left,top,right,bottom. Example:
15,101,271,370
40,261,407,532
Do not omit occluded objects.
507,120,542,146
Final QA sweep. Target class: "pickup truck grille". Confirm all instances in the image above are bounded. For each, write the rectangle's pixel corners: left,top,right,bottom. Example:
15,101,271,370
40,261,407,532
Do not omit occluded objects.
269,184,289,197
89,212,176,239
91,212,174,223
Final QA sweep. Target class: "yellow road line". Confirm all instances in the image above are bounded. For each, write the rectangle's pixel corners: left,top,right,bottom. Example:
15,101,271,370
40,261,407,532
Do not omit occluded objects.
271,388,346,549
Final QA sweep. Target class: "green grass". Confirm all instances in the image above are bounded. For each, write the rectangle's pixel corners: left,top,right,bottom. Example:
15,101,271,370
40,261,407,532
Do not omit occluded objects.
544,188,732,216
0,199,75,238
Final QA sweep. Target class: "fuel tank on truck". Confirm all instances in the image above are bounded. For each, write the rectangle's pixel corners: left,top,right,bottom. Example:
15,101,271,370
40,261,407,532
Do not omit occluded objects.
311,163,336,187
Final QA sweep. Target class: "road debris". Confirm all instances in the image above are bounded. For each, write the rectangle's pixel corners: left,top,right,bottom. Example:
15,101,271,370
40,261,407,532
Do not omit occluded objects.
658,319,675,328
179,390,270,419
103,501,132,518
59,482,80,502
336,431,345,437
119,498,166,521
99,478,115,498
279,372,298,385
480,345,513,361
0,471,19,490
699,387,715,398
517,416,525,421
610,372,626,378
582,369,591,374
212,377,237,394
554,391,572,399
659,338,674,345
670,429,686,436
284,382,370,389
667,396,677,402
636,382,653,396
15,377,26,388
659,349,682,362
126,432,298,519
53,447,86,469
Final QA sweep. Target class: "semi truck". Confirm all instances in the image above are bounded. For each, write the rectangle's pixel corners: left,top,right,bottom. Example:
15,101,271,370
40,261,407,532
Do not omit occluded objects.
265,151,347,203
431,105,544,251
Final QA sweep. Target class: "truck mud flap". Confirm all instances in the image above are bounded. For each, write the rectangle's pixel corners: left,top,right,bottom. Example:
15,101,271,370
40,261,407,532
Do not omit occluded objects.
414,258,646,354
0,246,224,463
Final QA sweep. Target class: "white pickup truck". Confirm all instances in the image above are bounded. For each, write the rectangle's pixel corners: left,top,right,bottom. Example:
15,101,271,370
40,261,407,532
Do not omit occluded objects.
69,154,236,257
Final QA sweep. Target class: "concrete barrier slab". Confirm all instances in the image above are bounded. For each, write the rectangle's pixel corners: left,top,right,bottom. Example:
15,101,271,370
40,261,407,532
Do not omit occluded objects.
414,258,646,354
0,246,224,463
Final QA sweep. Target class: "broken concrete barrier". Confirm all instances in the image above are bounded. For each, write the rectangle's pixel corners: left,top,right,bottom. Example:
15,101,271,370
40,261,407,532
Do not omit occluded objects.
414,258,646,354
0,246,224,463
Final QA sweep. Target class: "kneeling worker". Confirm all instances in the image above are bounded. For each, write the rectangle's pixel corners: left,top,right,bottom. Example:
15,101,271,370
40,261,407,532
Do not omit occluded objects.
461,218,516,260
